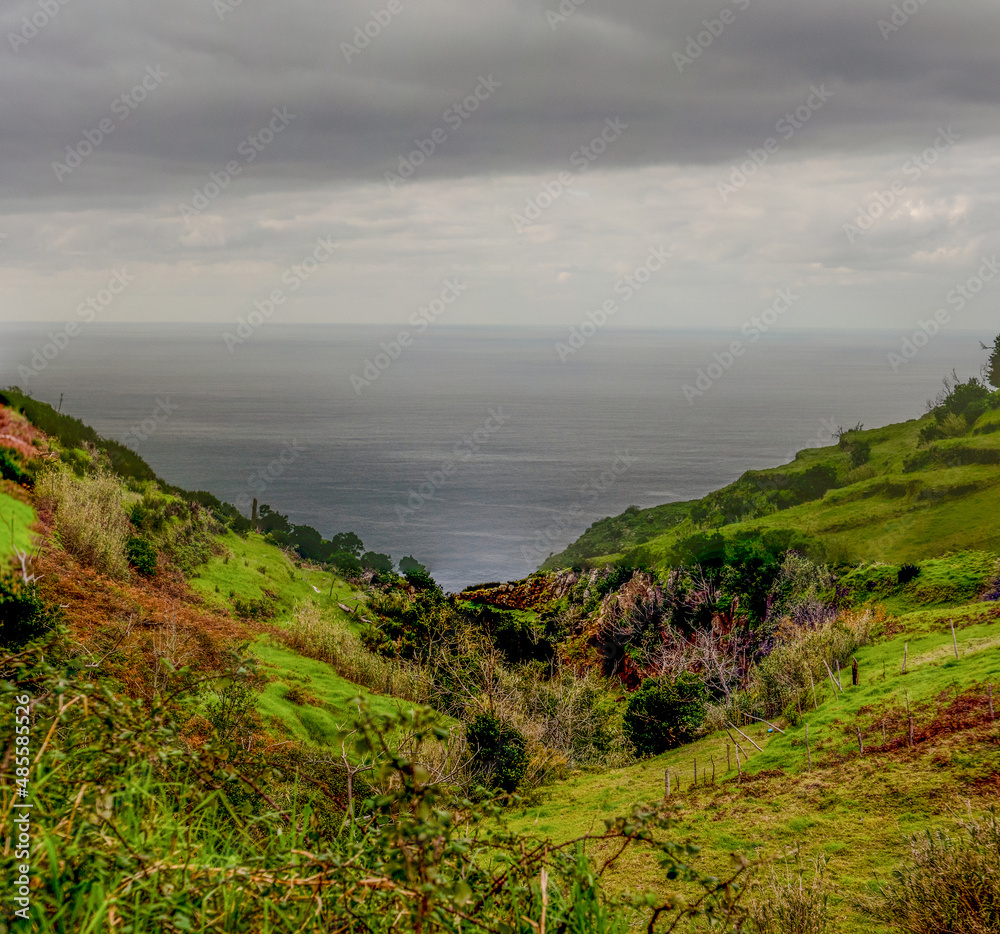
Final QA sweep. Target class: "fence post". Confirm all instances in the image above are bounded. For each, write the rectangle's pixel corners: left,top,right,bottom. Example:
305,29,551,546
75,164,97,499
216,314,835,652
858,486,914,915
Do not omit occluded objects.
902,643,907,674
951,619,959,659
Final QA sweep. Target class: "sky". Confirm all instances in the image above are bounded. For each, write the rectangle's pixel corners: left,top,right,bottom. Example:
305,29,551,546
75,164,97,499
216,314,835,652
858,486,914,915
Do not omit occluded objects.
2,0,1000,334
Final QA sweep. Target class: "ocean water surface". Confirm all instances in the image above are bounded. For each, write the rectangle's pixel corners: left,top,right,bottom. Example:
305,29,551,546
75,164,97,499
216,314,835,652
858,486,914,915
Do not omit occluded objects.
0,324,987,592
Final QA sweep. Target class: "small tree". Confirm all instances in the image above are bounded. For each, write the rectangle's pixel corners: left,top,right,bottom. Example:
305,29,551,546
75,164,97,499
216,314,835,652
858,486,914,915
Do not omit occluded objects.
624,673,707,757
986,333,1000,389
465,712,528,792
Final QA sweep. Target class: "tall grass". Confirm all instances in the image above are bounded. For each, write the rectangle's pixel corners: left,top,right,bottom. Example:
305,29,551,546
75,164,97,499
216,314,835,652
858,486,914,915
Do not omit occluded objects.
277,602,429,705
35,466,130,578
864,809,1000,933
747,852,830,934
744,607,881,718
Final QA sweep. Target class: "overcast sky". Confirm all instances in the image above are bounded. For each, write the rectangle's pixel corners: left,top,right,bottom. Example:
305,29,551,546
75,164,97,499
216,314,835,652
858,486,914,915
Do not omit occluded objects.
3,0,1000,333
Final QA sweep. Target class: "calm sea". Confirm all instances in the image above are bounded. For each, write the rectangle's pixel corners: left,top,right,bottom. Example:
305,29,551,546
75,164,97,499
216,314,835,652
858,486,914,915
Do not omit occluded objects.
0,323,988,592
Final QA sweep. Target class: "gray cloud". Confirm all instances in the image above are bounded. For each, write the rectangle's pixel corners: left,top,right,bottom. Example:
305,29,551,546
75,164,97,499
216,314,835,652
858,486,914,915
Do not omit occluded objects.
2,0,999,333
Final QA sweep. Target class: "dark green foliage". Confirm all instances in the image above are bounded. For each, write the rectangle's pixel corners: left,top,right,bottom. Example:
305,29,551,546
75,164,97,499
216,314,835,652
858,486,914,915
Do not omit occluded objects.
461,602,553,664
0,570,54,648
465,711,529,792
689,465,837,528
331,550,363,575
0,387,160,483
404,568,441,593
987,334,1000,389
839,431,872,467
257,504,292,535
921,374,993,442
623,673,707,757
398,555,427,575
330,531,364,557
125,536,158,576
0,448,32,487
231,596,277,620
361,550,394,573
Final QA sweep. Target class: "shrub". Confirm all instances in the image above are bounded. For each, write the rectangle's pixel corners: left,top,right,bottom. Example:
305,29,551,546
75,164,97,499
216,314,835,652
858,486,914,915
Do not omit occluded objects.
747,608,880,718
0,448,32,486
231,596,276,620
623,672,707,757
748,852,830,934
465,711,529,793
125,536,158,576
864,810,1000,933
35,467,130,578
278,602,427,704
0,571,53,648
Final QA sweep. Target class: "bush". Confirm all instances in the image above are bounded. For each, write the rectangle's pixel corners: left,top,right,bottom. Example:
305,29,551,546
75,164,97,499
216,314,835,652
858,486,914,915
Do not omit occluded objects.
623,673,707,757
748,853,830,934
278,602,427,705
0,448,32,486
465,711,529,793
0,571,53,648
865,809,1000,933
35,467,131,578
231,596,276,621
126,536,158,576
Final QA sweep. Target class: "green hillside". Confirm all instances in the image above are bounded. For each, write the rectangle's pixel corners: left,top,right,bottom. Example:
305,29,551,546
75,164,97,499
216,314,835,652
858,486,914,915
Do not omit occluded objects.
543,381,1000,572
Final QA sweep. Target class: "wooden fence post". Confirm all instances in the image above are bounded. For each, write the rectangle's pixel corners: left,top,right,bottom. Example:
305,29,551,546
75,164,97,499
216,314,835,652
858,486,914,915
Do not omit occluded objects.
856,726,864,756
951,620,959,660
902,643,908,674
665,769,670,798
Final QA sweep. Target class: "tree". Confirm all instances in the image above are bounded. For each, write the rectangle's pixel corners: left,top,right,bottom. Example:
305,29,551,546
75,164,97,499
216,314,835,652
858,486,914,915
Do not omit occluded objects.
398,555,427,575
465,712,529,793
329,531,364,557
361,551,394,574
623,673,707,757
986,333,1000,389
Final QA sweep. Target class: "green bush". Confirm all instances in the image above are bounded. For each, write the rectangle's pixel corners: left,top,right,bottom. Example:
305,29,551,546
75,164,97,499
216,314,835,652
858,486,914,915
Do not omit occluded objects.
623,673,707,757
0,571,53,648
0,448,32,486
865,810,1000,933
465,711,529,793
125,536,158,576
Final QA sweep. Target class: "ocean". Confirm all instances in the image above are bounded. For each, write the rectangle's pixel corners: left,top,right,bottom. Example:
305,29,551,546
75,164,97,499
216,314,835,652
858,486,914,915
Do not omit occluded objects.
0,323,988,592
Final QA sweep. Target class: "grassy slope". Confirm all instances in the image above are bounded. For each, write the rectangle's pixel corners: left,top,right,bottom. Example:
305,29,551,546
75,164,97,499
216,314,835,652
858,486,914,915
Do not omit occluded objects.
254,640,406,745
190,530,406,744
545,408,1000,570
502,596,1000,931
0,488,35,562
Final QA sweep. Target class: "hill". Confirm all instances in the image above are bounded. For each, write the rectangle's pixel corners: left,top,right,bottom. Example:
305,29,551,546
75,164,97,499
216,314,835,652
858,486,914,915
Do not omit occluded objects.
2,359,999,933
542,374,1000,572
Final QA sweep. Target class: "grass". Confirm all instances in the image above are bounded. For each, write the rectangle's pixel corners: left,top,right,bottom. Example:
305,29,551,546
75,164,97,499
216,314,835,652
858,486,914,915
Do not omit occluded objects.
501,596,1000,931
189,530,360,623
254,638,408,747
547,407,1000,572
191,531,413,747
0,487,36,563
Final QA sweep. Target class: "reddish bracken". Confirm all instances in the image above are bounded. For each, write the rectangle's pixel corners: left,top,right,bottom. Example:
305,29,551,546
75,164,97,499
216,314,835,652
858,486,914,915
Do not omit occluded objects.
0,405,45,459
